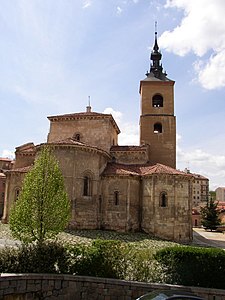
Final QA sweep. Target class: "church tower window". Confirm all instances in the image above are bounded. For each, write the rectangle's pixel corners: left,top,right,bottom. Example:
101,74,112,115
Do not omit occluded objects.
152,94,163,107
154,123,162,134
160,192,167,207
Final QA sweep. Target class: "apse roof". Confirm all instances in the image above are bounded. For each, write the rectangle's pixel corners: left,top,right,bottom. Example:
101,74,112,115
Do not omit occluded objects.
102,162,192,177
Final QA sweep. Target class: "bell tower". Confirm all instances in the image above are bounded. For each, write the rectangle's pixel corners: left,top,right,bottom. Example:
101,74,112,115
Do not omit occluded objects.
139,28,176,168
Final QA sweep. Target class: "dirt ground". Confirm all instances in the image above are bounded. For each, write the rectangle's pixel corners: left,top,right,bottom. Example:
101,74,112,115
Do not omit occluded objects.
193,227,225,249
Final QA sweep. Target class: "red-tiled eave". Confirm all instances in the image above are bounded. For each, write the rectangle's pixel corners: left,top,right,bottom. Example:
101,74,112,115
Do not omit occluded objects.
0,157,13,162
192,173,209,180
110,145,148,152
47,111,120,134
6,166,32,174
102,162,192,177
37,138,111,158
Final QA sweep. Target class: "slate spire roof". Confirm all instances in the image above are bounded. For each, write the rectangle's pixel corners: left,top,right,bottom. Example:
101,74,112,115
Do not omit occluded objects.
145,24,170,81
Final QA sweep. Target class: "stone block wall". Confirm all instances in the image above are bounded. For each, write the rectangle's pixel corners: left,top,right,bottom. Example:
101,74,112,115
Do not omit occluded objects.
0,274,225,300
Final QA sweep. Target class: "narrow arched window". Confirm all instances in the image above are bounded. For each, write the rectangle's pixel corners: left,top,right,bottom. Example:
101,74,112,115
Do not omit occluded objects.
114,191,119,205
83,176,89,196
154,123,162,134
15,188,20,201
160,192,167,207
152,94,163,107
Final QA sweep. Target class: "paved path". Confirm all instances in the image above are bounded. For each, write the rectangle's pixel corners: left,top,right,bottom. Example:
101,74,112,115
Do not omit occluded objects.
193,228,225,249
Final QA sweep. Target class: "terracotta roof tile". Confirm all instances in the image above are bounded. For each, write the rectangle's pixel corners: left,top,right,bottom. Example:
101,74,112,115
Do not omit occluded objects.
192,173,209,180
8,166,32,173
110,145,148,152
102,162,191,177
38,138,110,157
0,157,12,162
47,111,120,134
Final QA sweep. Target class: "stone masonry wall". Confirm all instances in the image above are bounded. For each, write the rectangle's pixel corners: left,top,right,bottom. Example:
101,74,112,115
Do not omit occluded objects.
0,274,225,300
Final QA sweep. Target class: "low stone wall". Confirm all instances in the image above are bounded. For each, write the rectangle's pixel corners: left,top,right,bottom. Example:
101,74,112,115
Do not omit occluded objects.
0,274,225,300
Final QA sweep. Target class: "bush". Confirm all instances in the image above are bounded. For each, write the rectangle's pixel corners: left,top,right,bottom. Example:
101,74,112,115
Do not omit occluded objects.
0,242,69,274
67,239,128,279
154,246,225,289
124,246,168,283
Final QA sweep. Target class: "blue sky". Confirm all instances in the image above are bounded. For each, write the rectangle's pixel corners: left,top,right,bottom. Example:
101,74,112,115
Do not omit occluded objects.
1,0,225,190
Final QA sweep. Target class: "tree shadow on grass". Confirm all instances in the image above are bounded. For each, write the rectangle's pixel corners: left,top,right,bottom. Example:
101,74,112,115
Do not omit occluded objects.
63,228,176,244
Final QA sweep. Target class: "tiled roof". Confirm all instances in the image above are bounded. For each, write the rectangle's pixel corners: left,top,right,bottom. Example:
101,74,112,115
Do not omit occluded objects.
102,162,191,177
38,138,110,157
7,166,32,173
140,163,190,176
0,157,12,162
47,111,120,133
110,145,148,152
48,112,105,119
48,138,86,146
192,173,209,180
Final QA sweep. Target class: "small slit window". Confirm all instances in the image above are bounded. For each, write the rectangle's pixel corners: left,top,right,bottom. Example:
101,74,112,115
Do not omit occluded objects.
154,123,162,134
114,191,119,205
15,188,20,201
83,176,91,196
160,192,167,207
152,94,163,107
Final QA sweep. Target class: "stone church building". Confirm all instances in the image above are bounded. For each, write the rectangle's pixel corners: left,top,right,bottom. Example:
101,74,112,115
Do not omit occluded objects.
2,32,193,242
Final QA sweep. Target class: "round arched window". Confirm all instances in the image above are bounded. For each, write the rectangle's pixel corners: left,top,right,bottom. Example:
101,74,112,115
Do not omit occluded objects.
152,94,163,107
154,123,162,134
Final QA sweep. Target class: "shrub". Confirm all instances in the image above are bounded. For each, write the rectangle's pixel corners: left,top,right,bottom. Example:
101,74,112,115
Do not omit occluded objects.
124,246,168,283
0,242,69,274
154,246,225,289
67,239,128,279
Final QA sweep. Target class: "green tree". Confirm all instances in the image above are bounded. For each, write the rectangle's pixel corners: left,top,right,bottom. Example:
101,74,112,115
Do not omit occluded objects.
9,146,71,244
201,198,221,231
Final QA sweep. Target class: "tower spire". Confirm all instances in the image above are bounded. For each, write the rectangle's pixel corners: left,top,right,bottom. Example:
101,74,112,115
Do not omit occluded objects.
153,21,159,52
146,22,167,80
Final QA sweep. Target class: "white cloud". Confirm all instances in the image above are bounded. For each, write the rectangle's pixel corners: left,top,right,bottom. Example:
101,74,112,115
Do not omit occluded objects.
177,138,225,190
116,6,123,15
1,150,15,159
160,0,225,89
103,107,139,145
82,0,92,9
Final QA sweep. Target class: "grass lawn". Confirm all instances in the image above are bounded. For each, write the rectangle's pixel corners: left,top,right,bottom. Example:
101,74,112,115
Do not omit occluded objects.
0,222,179,251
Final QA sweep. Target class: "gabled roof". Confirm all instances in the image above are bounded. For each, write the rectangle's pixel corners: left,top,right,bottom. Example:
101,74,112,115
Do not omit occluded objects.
102,162,192,177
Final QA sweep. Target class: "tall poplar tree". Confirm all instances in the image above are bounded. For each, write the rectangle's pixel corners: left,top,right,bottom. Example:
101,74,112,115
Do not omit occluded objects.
9,146,70,244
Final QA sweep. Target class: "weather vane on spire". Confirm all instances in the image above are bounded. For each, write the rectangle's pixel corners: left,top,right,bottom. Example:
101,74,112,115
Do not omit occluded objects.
155,21,157,34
